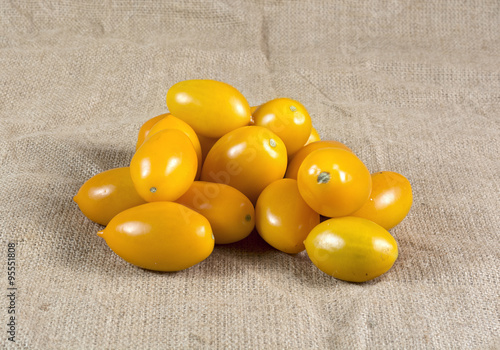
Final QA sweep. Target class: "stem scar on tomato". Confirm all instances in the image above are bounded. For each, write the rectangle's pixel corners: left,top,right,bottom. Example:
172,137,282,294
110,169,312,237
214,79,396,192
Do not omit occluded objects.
270,139,277,147
150,187,157,193
317,171,330,184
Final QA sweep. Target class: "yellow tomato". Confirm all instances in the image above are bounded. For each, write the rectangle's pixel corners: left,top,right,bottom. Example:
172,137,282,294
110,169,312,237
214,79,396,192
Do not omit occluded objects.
297,148,371,217
305,127,321,145
201,126,287,203
130,129,198,202
351,171,412,230
286,140,353,180
304,217,398,282
144,114,203,179
166,79,251,138
135,114,167,151
73,167,147,225
197,134,219,163
176,181,255,244
97,202,214,271
255,179,319,254
252,98,312,155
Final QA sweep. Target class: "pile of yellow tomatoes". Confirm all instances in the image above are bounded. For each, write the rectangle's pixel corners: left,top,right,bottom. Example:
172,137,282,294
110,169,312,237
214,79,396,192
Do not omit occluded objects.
74,79,412,282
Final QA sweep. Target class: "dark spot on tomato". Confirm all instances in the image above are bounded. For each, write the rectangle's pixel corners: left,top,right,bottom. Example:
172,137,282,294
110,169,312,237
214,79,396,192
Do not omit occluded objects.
317,172,330,184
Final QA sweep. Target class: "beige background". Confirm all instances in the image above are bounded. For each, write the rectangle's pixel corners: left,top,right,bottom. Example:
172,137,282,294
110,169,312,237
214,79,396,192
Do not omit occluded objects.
1,1,499,349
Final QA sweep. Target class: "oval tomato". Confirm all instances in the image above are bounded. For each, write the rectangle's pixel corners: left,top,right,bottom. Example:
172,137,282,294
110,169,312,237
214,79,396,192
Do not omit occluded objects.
130,129,198,202
135,114,167,151
255,179,319,254
73,167,147,225
145,114,203,179
297,148,371,217
253,98,312,155
286,140,353,180
304,217,398,282
201,126,287,203
166,79,251,138
97,202,214,271
351,171,412,230
176,181,255,244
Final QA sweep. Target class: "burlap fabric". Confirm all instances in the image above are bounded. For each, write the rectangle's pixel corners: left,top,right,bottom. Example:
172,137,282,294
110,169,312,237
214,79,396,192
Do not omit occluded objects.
1,1,499,349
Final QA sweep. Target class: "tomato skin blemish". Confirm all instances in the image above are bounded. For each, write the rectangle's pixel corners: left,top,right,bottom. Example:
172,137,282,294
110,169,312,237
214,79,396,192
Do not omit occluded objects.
317,172,330,184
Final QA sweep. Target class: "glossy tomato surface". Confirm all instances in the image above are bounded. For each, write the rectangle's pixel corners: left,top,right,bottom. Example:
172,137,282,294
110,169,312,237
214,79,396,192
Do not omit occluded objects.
176,181,255,244
130,129,198,202
351,171,412,230
74,167,146,225
145,114,203,179
253,98,312,155
304,217,398,282
297,148,371,217
135,114,167,151
166,79,251,138
201,126,287,203
286,140,353,180
255,179,319,254
98,202,214,271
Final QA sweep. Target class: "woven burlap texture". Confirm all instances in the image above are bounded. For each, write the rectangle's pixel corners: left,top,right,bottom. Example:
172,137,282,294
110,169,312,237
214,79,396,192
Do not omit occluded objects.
1,1,499,349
